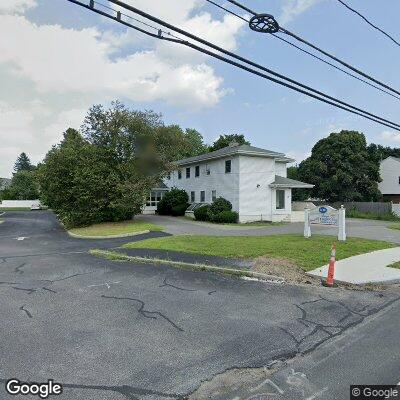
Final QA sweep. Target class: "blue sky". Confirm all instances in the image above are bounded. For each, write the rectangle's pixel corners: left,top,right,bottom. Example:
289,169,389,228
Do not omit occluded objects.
1,0,399,176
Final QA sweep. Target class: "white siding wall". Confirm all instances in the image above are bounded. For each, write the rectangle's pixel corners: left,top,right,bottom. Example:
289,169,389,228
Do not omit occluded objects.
238,156,275,222
275,162,287,177
379,158,400,195
166,156,240,211
164,154,292,223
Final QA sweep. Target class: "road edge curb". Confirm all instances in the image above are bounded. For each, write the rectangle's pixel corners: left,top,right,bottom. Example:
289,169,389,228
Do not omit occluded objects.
67,230,150,239
89,249,286,283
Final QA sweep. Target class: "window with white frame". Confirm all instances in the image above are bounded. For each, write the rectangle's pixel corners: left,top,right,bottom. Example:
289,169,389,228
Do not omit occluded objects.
200,191,205,202
178,170,182,179
191,191,195,203
195,165,200,177
186,167,191,179
146,190,166,207
276,190,285,210
211,190,217,202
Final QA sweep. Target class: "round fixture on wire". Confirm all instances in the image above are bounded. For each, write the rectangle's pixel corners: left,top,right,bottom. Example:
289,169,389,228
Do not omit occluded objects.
249,14,279,33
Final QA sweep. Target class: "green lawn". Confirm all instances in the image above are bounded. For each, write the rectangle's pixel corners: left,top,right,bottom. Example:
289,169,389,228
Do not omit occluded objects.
388,223,400,231
123,234,393,271
69,220,163,237
387,261,400,269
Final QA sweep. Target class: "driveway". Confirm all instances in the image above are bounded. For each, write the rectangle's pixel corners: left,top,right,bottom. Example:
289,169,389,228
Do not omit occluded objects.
0,211,399,399
136,214,400,243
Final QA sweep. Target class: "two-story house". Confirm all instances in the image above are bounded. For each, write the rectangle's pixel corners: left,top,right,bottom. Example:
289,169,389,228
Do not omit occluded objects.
379,157,400,202
145,143,313,222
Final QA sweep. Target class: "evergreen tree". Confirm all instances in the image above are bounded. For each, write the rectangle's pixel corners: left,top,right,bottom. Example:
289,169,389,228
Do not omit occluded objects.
14,152,34,173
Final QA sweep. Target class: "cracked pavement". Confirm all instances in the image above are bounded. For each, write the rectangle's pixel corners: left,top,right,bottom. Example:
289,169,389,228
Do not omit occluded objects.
0,211,399,399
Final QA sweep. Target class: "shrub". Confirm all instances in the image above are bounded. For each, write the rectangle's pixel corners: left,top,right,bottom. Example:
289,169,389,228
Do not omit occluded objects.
210,210,238,224
209,197,232,215
171,203,189,216
157,188,189,216
194,205,211,221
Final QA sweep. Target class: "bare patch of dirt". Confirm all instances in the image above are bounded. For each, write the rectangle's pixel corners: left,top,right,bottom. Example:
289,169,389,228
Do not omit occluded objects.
251,257,320,286
251,256,400,291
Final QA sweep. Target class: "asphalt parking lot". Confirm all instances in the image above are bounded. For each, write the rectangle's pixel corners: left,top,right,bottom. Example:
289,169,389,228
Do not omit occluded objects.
0,211,399,399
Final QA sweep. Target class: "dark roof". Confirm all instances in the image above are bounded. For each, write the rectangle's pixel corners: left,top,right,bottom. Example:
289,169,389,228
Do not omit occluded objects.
153,181,169,189
174,144,294,166
270,175,314,188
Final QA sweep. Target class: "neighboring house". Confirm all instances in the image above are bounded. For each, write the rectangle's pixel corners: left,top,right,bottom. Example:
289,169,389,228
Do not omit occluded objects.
0,178,11,191
144,143,313,222
378,157,400,202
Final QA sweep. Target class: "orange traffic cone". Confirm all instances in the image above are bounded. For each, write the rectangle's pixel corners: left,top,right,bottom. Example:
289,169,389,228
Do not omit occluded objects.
324,243,336,287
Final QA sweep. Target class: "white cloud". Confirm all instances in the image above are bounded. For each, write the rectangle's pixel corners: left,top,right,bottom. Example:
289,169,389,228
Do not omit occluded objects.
0,0,37,14
0,14,237,107
379,130,400,143
0,1,246,176
286,150,311,164
279,0,324,25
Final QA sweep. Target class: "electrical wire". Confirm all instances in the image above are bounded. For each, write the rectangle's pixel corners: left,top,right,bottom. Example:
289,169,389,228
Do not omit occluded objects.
204,0,400,101
224,0,400,97
337,0,400,48
65,0,400,131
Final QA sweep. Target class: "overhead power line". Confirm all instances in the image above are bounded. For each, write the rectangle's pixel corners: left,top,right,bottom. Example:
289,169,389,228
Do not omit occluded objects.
65,0,400,131
224,0,400,97
203,0,400,101
337,0,400,48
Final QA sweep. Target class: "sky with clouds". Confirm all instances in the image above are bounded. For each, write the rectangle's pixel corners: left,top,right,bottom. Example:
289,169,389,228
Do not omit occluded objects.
0,0,399,177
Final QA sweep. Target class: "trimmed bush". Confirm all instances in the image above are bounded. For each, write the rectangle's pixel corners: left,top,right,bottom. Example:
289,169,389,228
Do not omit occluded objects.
157,188,189,216
171,203,189,216
194,205,211,221
210,210,238,224
209,197,232,215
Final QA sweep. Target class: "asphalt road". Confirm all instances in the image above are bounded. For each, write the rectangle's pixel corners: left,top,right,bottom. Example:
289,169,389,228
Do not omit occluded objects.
0,211,399,399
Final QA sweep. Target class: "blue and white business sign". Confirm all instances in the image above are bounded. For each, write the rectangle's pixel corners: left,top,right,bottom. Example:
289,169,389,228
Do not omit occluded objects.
309,205,339,226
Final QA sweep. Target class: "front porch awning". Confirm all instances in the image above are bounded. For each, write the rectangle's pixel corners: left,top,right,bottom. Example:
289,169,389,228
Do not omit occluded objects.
269,175,314,189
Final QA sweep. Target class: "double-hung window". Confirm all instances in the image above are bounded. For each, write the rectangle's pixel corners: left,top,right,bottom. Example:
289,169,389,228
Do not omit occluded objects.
191,191,195,203
200,191,205,202
195,165,200,177
276,190,285,210
186,167,191,179
178,170,182,180
225,160,232,173
211,190,217,202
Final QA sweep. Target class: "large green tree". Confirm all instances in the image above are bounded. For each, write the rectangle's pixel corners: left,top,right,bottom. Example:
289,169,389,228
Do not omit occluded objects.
14,152,34,173
298,130,381,202
39,103,183,227
1,170,39,200
209,134,250,152
287,165,311,201
367,143,400,162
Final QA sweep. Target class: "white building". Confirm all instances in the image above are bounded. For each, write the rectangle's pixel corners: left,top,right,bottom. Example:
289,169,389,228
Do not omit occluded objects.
379,157,400,202
145,143,313,222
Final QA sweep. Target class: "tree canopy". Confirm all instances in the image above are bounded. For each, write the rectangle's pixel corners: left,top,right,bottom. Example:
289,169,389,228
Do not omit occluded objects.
1,170,39,200
287,165,310,201
14,152,34,173
209,134,250,152
38,102,204,227
298,130,381,202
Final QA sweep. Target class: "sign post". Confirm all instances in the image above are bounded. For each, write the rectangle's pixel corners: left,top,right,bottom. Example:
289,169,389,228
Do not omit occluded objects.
304,205,346,241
